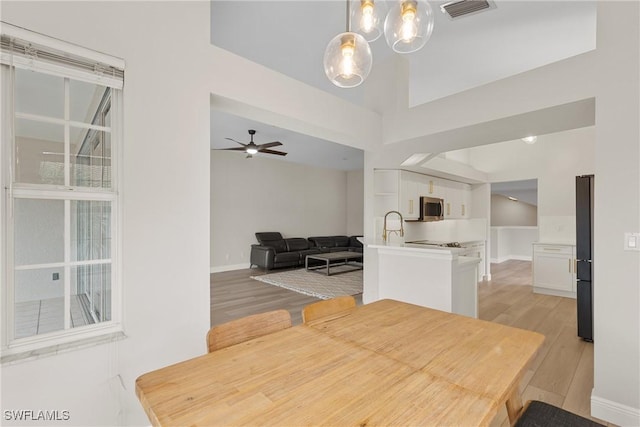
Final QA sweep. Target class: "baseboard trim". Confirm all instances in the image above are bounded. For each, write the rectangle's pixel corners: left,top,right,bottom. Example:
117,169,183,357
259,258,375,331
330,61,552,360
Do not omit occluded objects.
491,255,532,264
533,286,576,299
591,394,640,426
210,263,251,273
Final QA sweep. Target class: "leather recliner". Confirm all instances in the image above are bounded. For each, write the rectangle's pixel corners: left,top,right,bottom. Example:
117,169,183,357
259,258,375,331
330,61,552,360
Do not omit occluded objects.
250,232,322,270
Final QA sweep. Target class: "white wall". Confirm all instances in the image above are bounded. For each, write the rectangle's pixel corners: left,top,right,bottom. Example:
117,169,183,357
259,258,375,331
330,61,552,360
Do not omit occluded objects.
592,2,640,424
0,2,380,426
367,6,639,424
490,227,538,263
2,2,639,426
469,126,595,244
210,150,350,271
491,195,537,227
346,170,364,236
1,3,212,426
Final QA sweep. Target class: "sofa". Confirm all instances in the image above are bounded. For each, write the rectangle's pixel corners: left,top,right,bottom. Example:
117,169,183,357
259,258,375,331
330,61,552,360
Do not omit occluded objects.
308,235,363,253
250,232,363,270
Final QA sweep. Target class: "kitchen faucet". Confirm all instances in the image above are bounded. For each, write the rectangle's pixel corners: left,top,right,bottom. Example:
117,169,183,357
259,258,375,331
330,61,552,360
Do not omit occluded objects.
383,210,404,242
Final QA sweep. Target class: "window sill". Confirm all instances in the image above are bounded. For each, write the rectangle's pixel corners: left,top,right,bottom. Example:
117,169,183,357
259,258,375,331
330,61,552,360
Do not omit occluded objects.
1,331,127,366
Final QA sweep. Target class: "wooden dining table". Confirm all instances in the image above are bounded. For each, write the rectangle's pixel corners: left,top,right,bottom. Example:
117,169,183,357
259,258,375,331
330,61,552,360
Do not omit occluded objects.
136,299,544,426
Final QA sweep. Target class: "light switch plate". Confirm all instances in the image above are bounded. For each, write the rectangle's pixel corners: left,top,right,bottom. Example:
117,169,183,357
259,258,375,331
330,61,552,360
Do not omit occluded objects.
624,233,640,251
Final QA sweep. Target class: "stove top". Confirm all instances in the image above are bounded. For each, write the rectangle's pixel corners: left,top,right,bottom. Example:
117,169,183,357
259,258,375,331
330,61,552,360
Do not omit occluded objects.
408,240,462,248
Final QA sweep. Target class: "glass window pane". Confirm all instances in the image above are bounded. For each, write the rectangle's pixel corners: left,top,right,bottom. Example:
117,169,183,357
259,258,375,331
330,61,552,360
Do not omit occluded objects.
14,199,64,266
69,80,109,124
14,267,65,338
70,126,112,188
15,68,64,118
72,264,111,324
71,201,111,261
15,118,65,185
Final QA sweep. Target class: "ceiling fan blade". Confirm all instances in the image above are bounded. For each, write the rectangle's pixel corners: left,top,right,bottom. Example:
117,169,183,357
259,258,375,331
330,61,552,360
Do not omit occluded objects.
260,149,287,156
217,147,247,151
257,141,282,149
224,137,246,147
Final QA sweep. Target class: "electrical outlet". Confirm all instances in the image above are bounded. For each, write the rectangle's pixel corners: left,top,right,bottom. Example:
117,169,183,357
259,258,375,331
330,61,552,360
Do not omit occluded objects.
624,233,640,251
52,272,59,280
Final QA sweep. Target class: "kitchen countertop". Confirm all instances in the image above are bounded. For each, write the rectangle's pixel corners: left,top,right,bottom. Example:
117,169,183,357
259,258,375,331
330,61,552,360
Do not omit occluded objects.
367,239,485,252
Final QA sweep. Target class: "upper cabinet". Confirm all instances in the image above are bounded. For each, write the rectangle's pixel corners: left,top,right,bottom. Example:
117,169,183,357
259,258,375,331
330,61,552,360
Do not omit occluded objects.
374,169,473,221
400,171,420,220
374,169,400,217
443,181,471,219
422,176,446,199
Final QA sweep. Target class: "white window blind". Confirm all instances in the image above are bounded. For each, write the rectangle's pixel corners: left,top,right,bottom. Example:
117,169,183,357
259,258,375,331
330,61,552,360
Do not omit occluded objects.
0,22,124,89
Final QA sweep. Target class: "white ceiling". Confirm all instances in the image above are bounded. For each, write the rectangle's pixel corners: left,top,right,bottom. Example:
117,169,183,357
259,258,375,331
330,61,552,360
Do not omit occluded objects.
209,0,597,171
210,109,364,171
491,179,538,205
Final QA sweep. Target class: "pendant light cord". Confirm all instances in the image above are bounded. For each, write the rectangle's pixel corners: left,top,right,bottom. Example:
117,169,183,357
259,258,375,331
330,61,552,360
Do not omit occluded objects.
346,0,351,32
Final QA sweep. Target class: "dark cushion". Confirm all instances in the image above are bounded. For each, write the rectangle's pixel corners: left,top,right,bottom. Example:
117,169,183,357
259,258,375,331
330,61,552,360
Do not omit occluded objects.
332,236,350,247
349,236,363,249
273,252,300,264
515,401,604,427
255,232,283,244
285,238,310,252
255,232,287,253
308,236,335,248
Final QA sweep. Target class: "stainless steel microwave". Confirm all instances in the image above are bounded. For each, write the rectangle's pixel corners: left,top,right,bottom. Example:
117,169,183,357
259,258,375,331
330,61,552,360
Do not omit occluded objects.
419,196,444,221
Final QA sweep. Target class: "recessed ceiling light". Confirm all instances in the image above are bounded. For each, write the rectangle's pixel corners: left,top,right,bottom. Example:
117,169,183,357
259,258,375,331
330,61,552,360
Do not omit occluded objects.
508,196,518,201
521,136,537,144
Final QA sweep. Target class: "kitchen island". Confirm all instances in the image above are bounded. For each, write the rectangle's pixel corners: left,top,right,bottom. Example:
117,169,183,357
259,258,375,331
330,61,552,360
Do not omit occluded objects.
363,241,481,318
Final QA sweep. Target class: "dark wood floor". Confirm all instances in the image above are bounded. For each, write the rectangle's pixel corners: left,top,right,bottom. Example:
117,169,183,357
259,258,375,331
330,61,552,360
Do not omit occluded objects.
210,260,609,426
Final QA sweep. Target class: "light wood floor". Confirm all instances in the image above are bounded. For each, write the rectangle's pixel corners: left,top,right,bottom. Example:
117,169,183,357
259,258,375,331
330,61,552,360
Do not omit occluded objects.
210,260,609,426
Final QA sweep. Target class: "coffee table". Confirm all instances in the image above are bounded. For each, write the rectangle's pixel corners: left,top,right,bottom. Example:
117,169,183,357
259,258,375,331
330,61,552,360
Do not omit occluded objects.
305,251,363,276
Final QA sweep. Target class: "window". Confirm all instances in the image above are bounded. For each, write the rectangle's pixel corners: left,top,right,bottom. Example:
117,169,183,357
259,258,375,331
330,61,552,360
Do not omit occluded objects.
1,24,124,357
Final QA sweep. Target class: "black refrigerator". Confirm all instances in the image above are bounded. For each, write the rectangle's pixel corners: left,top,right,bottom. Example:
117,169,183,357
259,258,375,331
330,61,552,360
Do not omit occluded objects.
576,175,594,342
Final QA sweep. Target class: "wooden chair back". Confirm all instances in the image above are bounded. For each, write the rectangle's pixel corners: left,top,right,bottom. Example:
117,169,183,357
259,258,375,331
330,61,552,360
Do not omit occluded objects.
207,309,292,352
301,295,356,324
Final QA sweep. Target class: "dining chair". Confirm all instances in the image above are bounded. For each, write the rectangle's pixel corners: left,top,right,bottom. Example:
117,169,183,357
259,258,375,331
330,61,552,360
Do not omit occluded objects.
301,295,356,324
206,309,292,352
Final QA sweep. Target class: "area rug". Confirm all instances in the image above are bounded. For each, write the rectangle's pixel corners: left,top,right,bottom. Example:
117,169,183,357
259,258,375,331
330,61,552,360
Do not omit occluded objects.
251,267,363,300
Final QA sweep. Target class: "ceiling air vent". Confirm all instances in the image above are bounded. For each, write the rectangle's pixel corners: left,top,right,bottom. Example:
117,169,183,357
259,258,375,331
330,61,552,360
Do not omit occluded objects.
440,0,495,20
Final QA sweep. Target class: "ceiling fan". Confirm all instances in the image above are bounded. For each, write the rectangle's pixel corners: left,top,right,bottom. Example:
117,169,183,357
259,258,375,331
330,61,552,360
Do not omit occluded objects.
218,129,287,158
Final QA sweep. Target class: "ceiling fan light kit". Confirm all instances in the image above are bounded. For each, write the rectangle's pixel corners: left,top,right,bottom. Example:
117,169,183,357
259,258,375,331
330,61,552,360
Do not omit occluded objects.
325,0,435,88
217,129,288,158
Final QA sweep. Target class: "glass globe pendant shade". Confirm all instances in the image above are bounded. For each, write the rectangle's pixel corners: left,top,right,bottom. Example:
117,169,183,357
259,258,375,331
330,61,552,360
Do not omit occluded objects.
351,0,387,42
323,32,372,88
384,0,434,54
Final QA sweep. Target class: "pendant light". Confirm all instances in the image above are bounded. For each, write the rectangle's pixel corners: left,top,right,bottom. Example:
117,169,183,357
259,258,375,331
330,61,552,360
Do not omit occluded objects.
351,0,388,42
324,0,373,88
384,0,434,54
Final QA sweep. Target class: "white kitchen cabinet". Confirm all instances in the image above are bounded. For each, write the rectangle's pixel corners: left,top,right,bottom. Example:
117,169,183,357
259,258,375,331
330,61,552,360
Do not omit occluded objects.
443,181,471,220
460,183,471,218
374,170,400,217
532,243,576,298
374,169,473,222
424,176,445,199
399,171,419,220
461,241,486,281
